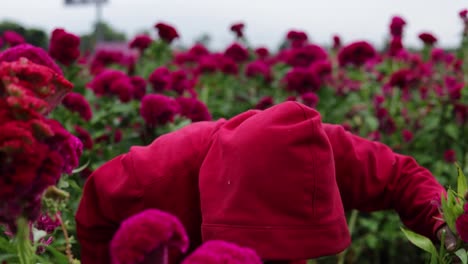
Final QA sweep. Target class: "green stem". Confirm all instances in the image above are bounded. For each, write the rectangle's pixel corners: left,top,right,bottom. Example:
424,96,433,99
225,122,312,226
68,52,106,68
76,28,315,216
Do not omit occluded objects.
336,210,359,264
16,217,34,264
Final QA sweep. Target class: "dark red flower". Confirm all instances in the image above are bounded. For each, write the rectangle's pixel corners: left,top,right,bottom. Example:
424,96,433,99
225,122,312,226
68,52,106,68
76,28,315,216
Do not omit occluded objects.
87,69,127,96
388,37,404,57
453,104,468,125
456,213,468,243
224,43,249,63
388,69,416,89
148,67,171,92
110,77,134,103
89,49,124,74
0,44,63,75
110,209,189,264
459,9,468,20
182,240,262,264
2,30,25,47
219,56,239,75
169,70,193,95
402,129,413,142
333,35,341,50
230,23,245,39
48,28,81,66
283,67,321,94
418,32,437,46
62,92,92,121
286,44,328,68
176,97,211,122
130,76,147,100
140,94,179,126
390,16,407,37
444,149,456,163
254,96,274,110
286,30,308,48
301,92,319,108
245,60,272,82
338,41,376,67
74,126,93,150
254,47,269,60
129,34,152,52
154,22,180,43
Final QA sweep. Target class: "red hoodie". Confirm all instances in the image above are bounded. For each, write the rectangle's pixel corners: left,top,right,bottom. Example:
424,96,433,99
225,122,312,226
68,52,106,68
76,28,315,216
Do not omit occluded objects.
75,101,445,263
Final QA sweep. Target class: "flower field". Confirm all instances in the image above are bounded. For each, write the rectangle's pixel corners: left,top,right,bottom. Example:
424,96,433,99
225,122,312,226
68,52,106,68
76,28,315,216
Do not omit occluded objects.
0,9,467,264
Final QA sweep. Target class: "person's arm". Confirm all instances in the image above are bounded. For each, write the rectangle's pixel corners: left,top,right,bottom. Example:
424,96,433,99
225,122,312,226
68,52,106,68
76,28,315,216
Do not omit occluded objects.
323,124,445,240
75,120,224,264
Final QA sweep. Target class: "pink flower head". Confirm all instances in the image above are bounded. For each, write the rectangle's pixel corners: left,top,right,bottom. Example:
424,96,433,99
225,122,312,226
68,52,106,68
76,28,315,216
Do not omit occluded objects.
182,240,262,264
254,47,269,60
286,30,308,48
62,92,92,121
110,76,134,103
89,49,125,74
169,69,193,95
35,213,61,233
230,22,245,38
140,94,179,126
310,60,332,79
390,16,407,37
224,42,249,63
219,56,239,75
110,209,189,264
48,28,80,66
444,149,456,163
74,125,93,150
453,104,468,125
130,76,147,100
254,96,274,110
338,41,376,67
388,37,404,57
245,60,272,82
176,97,211,122
300,92,319,108
154,22,180,43
286,44,328,68
283,67,321,94
3,30,25,47
388,68,416,89
456,213,468,243
129,34,152,52
87,69,127,96
402,129,413,142
418,32,437,46
460,9,468,20
148,67,171,92
332,34,342,50
0,44,63,75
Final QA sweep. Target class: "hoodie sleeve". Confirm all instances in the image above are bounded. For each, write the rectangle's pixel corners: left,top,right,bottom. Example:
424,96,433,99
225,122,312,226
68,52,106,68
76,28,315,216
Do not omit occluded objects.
323,124,445,240
75,120,224,264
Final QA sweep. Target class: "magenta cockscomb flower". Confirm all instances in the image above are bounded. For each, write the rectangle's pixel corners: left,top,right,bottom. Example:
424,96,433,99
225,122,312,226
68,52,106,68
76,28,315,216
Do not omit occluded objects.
456,212,468,243
254,47,269,60
338,41,376,67
224,42,249,63
74,125,93,150
245,60,272,82
332,35,342,50
176,97,211,122
389,16,407,37
130,76,147,100
3,30,25,47
301,92,319,108
110,76,134,103
169,69,194,95
459,9,468,20
154,22,179,43
283,67,321,94
182,240,262,264
110,209,189,264
148,67,171,92
0,44,63,75
285,44,328,68
402,129,413,142
254,96,274,110
286,30,308,48
230,23,245,39
444,149,457,163
87,69,127,96
418,32,437,46
140,94,179,126
49,28,81,66
62,92,92,121
388,36,404,57
129,34,152,52
454,104,468,126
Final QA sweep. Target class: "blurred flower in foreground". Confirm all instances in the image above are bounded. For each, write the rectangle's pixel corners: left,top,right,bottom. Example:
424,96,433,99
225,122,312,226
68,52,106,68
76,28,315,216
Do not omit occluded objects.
182,240,262,264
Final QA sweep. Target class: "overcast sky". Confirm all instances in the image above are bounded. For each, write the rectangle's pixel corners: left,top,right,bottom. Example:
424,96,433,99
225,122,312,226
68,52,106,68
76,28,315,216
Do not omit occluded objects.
1,0,466,51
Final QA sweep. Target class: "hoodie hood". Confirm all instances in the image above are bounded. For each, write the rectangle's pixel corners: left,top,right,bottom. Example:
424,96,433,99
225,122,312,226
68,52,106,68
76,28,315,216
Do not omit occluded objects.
199,101,350,260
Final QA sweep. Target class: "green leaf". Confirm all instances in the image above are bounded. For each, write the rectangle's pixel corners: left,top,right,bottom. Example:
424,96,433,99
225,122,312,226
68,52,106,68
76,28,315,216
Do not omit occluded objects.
444,124,459,140
46,246,70,264
71,160,90,174
455,248,468,264
401,227,438,255
0,236,15,253
457,163,468,198
0,254,17,262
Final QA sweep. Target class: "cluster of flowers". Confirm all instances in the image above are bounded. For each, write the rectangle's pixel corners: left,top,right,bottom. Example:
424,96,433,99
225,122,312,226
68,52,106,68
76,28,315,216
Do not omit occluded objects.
0,56,82,229
110,209,262,264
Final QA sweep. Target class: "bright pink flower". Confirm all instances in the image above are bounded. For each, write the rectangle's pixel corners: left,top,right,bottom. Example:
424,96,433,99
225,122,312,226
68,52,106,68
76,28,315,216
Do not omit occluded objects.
176,97,211,122
310,60,332,79
35,213,61,233
444,149,457,163
169,70,193,95
182,240,262,264
286,30,308,48
338,41,376,67
254,96,274,110
245,60,272,82
62,92,92,121
224,43,249,63
140,94,179,126
110,76,134,103
230,23,245,38
460,9,468,20
285,44,328,68
254,47,269,59
418,32,437,46
388,69,416,89
129,34,152,52
3,30,25,47
0,44,63,75
388,37,404,57
301,92,319,108
390,16,407,37
154,22,179,43
48,28,80,66
110,209,188,264
89,49,124,74
87,69,127,96
148,67,171,92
